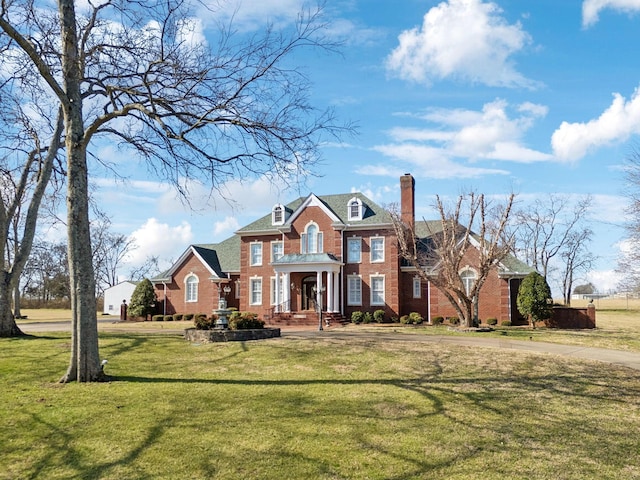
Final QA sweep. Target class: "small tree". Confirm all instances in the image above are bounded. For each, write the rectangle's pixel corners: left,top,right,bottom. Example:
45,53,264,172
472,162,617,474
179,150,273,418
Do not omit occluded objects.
128,279,157,319
517,272,552,329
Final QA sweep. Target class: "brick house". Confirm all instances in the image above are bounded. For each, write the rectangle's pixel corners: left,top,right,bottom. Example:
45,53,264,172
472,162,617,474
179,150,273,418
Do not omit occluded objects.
151,174,532,325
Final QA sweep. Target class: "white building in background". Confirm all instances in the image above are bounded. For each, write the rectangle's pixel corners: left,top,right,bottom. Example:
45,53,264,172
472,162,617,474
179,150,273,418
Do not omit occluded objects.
103,281,137,315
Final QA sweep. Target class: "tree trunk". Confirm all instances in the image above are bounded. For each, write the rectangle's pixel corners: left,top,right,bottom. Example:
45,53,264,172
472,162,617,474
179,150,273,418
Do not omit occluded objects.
0,273,23,337
58,0,104,383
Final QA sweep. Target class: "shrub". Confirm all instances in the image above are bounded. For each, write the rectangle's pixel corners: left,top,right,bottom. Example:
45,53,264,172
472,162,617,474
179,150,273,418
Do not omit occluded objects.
399,315,410,324
373,309,386,323
183,313,194,321
448,317,460,326
173,314,183,321
517,271,552,329
501,320,512,327
409,312,424,325
391,316,399,323
151,314,164,322
351,311,364,324
486,317,498,326
362,312,373,324
431,316,444,325
229,312,264,330
229,309,242,321
194,314,217,330
164,315,174,322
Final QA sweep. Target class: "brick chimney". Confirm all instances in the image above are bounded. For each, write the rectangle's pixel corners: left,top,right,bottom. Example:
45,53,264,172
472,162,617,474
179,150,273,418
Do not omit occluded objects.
400,173,415,229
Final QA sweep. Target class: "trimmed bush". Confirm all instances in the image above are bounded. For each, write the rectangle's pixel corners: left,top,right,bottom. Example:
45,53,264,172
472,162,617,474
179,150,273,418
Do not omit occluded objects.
362,312,373,324
486,317,498,326
164,315,174,322
409,312,424,325
399,315,410,324
448,317,460,326
194,314,217,330
373,309,386,323
183,313,194,321
431,316,444,325
501,320,512,327
351,311,364,324
229,312,264,330
151,314,164,322
173,314,183,321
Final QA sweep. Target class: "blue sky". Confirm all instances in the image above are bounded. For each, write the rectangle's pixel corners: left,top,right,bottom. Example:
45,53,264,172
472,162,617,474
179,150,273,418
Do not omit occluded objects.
85,0,640,293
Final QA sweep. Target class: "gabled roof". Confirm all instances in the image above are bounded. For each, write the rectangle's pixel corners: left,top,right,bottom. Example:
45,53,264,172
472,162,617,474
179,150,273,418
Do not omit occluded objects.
411,219,534,278
151,235,240,283
236,191,392,234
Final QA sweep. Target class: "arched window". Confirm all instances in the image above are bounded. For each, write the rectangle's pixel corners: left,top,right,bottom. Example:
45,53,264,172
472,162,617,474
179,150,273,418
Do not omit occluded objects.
301,222,323,254
460,269,477,296
348,197,363,221
185,274,199,302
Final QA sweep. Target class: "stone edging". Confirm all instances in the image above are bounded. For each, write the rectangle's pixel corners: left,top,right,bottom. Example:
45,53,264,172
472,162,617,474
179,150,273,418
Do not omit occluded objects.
184,327,281,343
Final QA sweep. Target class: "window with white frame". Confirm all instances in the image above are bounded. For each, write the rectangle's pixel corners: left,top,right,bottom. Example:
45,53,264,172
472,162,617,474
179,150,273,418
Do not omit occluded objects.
347,237,361,263
413,277,421,298
250,242,263,266
250,277,262,305
235,279,240,299
460,269,477,296
370,236,384,263
347,275,362,306
347,197,363,221
371,275,385,306
185,274,199,302
301,223,323,254
272,204,285,225
271,241,284,262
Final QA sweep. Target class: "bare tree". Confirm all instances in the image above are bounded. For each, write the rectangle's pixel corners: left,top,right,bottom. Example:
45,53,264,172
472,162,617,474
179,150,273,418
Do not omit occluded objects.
514,195,594,298
1,1,349,381
391,192,515,328
91,213,135,296
617,146,640,293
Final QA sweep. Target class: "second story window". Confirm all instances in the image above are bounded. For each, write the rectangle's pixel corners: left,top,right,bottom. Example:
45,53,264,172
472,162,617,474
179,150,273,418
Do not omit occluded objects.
301,223,323,254
250,242,263,266
370,237,384,263
271,241,284,262
347,237,361,263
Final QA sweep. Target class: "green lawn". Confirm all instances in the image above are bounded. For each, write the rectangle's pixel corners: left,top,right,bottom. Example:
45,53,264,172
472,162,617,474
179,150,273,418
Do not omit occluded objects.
2,331,640,479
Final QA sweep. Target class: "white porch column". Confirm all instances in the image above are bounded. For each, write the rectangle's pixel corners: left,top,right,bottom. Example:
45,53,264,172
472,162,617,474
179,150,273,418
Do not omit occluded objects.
327,270,333,312
284,272,291,312
332,271,340,313
274,271,281,312
316,270,323,311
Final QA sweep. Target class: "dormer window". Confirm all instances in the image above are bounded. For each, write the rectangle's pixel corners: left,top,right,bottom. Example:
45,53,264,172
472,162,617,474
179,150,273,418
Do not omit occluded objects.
348,197,363,221
272,204,285,226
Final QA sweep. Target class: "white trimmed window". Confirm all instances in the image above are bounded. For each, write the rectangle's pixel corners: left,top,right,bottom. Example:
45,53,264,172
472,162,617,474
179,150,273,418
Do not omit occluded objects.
272,204,285,225
301,222,323,254
250,277,262,305
347,237,361,263
250,242,263,266
235,279,240,299
371,275,385,306
347,275,362,306
270,276,285,305
348,197,363,221
370,237,384,263
460,269,477,296
185,274,199,302
271,241,284,262
413,277,421,298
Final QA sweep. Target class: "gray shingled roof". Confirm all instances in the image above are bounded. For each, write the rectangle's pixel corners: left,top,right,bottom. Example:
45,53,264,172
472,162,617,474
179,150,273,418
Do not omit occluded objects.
236,192,392,234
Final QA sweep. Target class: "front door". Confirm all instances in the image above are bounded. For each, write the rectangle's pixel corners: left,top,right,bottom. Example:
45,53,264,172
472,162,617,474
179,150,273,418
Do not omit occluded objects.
302,276,317,311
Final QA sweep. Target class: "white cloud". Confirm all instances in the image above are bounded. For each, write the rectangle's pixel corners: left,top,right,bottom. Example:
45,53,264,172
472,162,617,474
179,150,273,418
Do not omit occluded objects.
213,216,241,241
369,100,551,179
200,0,305,30
551,87,640,161
386,0,537,88
582,0,640,27
586,269,619,293
126,218,193,267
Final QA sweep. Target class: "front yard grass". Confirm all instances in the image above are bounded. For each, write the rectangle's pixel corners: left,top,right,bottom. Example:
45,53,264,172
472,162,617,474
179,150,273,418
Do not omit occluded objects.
2,331,640,479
